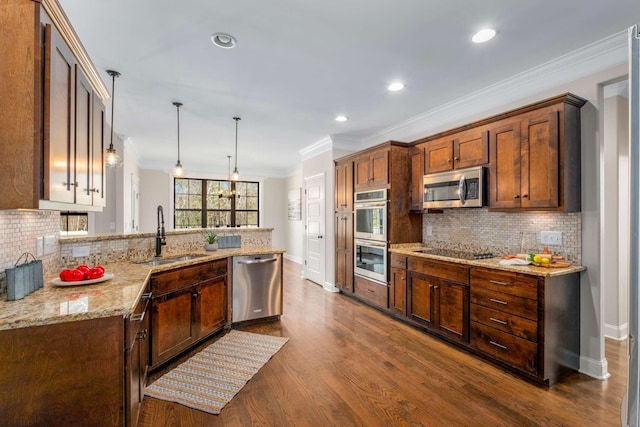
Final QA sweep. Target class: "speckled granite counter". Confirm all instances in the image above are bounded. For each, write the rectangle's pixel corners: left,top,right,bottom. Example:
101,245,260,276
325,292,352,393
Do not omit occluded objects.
390,246,586,277
0,247,284,331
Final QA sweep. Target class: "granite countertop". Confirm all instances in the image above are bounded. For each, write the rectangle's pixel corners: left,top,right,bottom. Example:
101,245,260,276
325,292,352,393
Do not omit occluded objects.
389,246,586,277
0,246,285,331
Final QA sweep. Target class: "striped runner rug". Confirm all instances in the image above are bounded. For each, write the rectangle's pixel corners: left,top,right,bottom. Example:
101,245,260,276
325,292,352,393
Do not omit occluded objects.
145,330,289,414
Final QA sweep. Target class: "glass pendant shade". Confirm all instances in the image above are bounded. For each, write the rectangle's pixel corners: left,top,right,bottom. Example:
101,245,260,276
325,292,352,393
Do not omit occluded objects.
105,70,122,168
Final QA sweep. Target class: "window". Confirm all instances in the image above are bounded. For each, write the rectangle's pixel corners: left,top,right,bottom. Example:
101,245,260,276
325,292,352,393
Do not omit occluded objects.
174,178,259,228
60,212,88,235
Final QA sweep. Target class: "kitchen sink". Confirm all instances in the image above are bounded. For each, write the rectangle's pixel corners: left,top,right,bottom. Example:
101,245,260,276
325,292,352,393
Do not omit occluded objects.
136,254,207,266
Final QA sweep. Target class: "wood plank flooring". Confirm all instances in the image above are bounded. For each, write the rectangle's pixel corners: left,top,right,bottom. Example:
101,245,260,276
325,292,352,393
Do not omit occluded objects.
139,259,627,426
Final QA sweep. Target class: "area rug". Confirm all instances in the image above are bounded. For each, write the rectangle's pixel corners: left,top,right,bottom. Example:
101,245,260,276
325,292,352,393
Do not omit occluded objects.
144,330,289,414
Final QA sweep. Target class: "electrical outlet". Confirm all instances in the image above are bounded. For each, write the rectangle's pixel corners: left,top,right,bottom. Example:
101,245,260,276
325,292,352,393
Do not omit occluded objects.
36,237,44,257
540,231,562,245
426,225,433,236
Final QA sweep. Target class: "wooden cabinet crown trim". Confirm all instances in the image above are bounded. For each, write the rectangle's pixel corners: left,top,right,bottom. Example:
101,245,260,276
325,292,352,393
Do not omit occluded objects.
41,0,109,100
410,93,586,146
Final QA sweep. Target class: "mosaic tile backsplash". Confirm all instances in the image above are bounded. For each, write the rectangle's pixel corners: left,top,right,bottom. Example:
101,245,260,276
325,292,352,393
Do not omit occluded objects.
0,210,61,295
423,209,581,264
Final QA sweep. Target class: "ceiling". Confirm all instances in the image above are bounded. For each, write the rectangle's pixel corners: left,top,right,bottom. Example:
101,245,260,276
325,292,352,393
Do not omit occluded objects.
58,0,640,178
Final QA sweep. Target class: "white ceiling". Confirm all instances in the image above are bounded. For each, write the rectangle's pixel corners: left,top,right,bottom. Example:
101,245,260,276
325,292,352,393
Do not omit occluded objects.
58,0,640,178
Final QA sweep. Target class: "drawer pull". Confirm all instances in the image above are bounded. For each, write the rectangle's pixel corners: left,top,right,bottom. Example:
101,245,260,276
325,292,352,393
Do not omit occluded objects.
489,280,509,286
130,311,145,322
489,317,507,325
488,298,507,305
489,340,508,350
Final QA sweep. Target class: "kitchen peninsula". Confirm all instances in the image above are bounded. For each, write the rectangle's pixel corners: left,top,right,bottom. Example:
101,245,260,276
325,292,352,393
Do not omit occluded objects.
0,229,284,427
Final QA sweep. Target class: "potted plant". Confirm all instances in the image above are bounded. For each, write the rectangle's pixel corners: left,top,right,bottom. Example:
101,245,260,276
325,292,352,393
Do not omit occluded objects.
203,229,218,251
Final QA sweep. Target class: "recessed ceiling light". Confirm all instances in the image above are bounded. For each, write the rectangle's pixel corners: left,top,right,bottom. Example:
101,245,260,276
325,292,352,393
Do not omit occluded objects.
335,115,348,122
211,32,237,49
472,28,496,43
387,82,405,91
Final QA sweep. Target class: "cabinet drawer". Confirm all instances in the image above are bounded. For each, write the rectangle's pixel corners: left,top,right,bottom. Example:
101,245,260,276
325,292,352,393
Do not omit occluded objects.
471,268,538,300
151,259,227,295
470,286,538,321
407,257,469,284
354,276,388,308
470,303,537,342
390,253,407,269
470,321,537,374
127,288,151,349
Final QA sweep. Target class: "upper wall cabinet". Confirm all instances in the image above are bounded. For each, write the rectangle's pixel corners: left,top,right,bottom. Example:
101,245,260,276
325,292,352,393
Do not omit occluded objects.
354,148,389,190
335,158,353,213
0,0,108,210
424,128,489,174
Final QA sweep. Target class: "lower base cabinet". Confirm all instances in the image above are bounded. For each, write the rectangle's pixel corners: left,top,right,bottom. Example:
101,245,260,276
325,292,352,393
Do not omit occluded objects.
126,286,151,427
354,275,388,309
150,260,227,369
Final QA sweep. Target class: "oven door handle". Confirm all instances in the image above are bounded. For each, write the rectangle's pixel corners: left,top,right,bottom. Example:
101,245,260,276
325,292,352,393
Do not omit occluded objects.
354,239,387,248
355,202,387,208
458,175,467,205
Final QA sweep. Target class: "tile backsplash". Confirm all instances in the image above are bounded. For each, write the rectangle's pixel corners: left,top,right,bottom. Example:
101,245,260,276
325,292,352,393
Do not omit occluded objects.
0,210,60,295
423,209,581,264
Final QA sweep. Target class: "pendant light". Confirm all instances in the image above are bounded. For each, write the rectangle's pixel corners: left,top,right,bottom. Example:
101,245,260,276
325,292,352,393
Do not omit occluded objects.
105,70,122,167
172,102,184,177
231,117,241,181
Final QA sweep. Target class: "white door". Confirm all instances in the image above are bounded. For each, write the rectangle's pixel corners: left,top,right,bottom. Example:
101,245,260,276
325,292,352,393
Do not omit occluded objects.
305,174,325,285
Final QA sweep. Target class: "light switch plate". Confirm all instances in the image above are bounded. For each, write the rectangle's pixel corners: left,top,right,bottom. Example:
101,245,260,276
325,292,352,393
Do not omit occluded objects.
36,237,44,257
72,246,90,257
44,235,56,255
426,225,433,236
540,231,562,245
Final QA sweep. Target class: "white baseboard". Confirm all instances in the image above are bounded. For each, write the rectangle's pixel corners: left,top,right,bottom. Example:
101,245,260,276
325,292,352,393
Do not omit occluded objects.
605,322,629,340
580,355,610,380
323,281,340,293
283,254,302,264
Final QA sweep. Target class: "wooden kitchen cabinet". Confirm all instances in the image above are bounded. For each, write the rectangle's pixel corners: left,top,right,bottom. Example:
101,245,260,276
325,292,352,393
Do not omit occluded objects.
0,0,108,210
335,212,354,292
424,129,489,174
126,286,151,427
389,253,407,316
354,148,389,190
354,275,388,308
409,144,425,211
335,158,353,212
150,260,227,369
407,257,470,343
488,95,585,211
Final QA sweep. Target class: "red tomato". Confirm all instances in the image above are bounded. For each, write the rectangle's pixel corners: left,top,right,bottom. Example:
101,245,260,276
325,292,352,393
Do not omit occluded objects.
92,265,105,275
76,265,91,280
70,269,85,281
59,269,74,282
88,267,104,280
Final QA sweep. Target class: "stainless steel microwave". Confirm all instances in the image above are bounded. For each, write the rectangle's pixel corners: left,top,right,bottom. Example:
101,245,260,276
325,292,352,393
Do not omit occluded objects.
423,166,487,209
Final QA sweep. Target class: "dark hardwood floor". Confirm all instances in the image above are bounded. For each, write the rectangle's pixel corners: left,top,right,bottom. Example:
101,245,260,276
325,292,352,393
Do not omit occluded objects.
139,259,627,427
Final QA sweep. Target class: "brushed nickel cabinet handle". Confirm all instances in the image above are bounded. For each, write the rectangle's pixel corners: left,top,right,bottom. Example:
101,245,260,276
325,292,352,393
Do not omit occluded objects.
490,317,507,325
490,340,508,350
488,298,507,305
489,280,509,286
513,195,520,199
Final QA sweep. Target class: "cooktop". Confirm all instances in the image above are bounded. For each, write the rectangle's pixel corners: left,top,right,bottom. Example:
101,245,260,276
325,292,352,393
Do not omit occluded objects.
413,248,494,260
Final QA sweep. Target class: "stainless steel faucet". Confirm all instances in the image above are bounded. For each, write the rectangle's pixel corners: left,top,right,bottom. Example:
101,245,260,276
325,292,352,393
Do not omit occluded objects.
156,205,166,257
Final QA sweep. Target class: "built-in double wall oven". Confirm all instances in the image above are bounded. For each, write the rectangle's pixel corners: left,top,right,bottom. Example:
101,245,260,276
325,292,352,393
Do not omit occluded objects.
354,189,387,285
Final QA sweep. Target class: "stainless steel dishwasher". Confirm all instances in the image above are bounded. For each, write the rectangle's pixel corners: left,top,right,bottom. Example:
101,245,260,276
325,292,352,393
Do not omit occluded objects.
232,253,282,323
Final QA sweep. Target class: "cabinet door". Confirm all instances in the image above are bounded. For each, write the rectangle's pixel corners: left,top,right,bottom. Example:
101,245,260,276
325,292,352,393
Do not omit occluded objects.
409,145,425,210
453,129,489,169
424,138,453,174
407,272,435,326
150,288,195,368
390,267,407,316
369,149,389,187
436,280,469,343
335,213,353,292
489,119,522,209
194,276,226,339
44,24,75,204
91,95,106,207
74,65,93,206
354,155,371,189
335,161,353,212
520,111,559,209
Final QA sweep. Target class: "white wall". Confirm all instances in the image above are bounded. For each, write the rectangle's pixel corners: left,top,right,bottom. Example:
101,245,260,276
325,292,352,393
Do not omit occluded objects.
262,177,287,249
138,169,171,233
284,172,304,263
604,92,630,339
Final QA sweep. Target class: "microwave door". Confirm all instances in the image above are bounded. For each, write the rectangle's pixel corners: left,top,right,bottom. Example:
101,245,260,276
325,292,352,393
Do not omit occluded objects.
459,176,467,205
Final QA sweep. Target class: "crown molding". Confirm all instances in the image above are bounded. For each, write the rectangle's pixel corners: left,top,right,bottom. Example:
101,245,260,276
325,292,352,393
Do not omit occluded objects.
362,30,628,147
299,135,333,160
42,0,110,100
